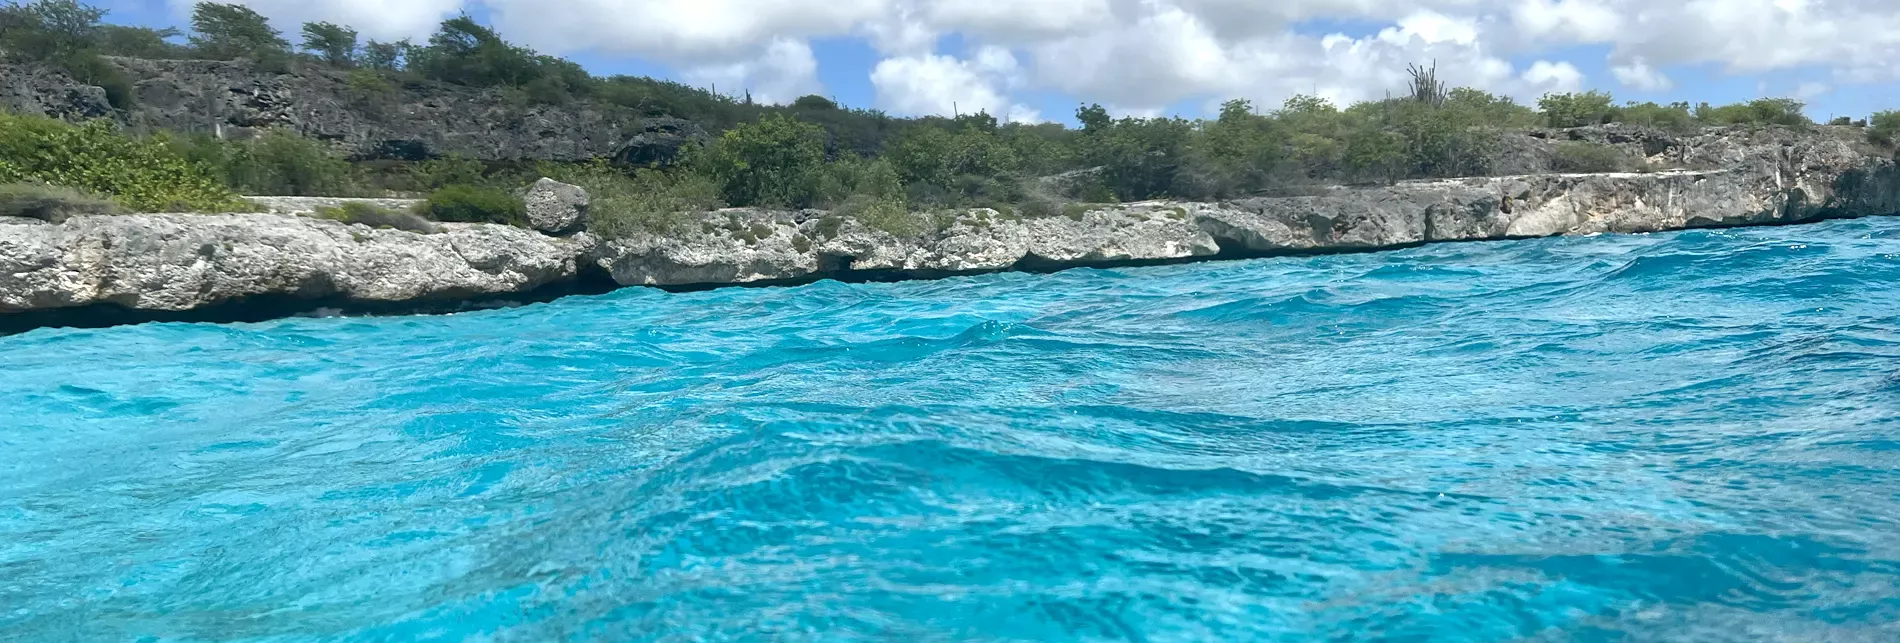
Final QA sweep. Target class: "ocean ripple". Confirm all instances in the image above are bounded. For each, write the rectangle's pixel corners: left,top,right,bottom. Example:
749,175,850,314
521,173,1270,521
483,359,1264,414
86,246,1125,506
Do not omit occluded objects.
3,218,1900,641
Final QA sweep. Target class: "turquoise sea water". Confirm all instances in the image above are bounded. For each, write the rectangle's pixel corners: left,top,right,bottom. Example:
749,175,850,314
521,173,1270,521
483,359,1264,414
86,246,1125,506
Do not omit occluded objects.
3,218,1900,641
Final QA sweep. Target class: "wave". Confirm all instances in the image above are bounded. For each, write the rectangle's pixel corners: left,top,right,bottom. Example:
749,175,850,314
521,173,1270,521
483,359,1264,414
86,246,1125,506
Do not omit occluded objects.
2,217,1899,640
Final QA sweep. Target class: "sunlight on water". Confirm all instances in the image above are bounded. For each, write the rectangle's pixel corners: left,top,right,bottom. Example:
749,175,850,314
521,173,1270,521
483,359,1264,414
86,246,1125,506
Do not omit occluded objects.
3,218,1898,641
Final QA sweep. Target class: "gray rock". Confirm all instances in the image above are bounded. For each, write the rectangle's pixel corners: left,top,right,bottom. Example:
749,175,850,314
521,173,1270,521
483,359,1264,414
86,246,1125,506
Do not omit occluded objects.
2,125,1897,330
523,178,590,235
0,213,593,314
243,196,424,216
0,59,707,163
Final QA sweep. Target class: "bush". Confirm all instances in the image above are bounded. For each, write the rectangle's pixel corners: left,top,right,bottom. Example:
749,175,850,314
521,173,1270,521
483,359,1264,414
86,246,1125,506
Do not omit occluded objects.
415,184,525,225
701,114,827,208
0,112,242,211
1539,91,1616,128
1613,101,1696,131
834,193,919,237
1866,111,1900,148
540,161,723,237
1552,142,1634,173
314,201,438,233
1694,98,1810,127
170,128,353,196
0,182,122,222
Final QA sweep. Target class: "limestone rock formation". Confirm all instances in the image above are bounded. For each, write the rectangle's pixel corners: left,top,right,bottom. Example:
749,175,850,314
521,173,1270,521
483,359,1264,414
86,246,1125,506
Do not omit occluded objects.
0,213,594,315
523,178,590,235
0,125,1895,331
0,59,707,163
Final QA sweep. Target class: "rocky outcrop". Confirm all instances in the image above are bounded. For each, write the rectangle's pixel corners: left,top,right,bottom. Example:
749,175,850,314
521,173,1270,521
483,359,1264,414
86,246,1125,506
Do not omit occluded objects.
0,125,1895,331
593,126,1899,286
0,59,708,162
0,213,596,320
244,196,423,216
523,178,589,235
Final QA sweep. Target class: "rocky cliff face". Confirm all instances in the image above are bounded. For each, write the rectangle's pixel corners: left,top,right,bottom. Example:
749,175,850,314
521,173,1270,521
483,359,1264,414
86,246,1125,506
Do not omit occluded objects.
1,125,1895,331
0,59,704,163
0,214,596,331
595,125,1899,285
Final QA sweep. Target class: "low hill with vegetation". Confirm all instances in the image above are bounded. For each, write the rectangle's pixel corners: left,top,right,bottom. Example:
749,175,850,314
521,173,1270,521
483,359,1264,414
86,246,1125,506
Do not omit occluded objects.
4,0,1899,237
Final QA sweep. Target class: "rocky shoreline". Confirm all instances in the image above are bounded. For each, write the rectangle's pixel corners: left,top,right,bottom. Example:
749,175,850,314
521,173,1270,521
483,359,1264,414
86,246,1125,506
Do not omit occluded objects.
2,127,1896,333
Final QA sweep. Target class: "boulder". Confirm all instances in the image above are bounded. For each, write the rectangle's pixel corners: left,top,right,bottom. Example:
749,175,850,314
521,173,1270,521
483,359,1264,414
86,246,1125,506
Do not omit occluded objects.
524,178,590,235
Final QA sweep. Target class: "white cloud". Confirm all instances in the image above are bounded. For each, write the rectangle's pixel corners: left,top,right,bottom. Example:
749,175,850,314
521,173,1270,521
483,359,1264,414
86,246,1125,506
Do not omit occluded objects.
196,0,1900,118
1522,60,1585,93
870,51,1040,122
1610,57,1671,91
681,38,823,105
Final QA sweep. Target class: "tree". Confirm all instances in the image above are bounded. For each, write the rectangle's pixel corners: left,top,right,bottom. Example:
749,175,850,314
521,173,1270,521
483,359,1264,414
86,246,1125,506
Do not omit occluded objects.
701,114,828,208
1865,111,1900,148
360,39,408,71
1538,91,1616,128
188,2,289,61
791,94,837,110
0,0,104,60
96,24,186,58
299,21,356,67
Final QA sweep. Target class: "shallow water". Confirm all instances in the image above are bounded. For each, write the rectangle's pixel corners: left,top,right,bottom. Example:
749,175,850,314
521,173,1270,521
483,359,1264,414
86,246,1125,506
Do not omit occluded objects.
3,218,1899,641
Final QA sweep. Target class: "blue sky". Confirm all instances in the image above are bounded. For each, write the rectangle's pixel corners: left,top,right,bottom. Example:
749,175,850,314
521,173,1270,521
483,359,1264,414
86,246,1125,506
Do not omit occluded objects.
95,0,1900,125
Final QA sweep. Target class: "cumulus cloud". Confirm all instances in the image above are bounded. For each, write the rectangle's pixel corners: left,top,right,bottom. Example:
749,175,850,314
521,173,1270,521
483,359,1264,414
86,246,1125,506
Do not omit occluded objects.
681,38,823,105
197,0,1900,118
870,48,1040,121
1611,57,1672,92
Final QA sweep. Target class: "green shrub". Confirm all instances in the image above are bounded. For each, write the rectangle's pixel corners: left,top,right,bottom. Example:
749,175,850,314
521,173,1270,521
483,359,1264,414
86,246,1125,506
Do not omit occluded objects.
315,201,438,233
1868,111,1900,149
540,161,723,237
172,129,353,196
701,114,827,208
834,194,918,237
0,112,242,211
1612,101,1696,130
0,182,122,222
1539,91,1616,128
1694,98,1810,127
1552,142,1634,173
415,184,525,225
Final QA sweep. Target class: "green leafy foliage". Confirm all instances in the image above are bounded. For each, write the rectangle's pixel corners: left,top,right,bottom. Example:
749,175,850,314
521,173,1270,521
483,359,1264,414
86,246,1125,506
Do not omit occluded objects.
1870,111,1900,149
700,114,828,208
299,21,356,67
165,128,353,196
404,16,590,104
1694,98,1811,127
1612,101,1696,130
0,111,242,211
0,181,121,222
415,184,525,225
314,201,438,233
1538,91,1616,128
540,161,724,237
0,0,137,107
188,2,289,62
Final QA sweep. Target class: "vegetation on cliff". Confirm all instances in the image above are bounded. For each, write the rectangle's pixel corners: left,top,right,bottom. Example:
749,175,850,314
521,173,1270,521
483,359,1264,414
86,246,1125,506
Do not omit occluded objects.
2,0,1893,235
0,111,243,212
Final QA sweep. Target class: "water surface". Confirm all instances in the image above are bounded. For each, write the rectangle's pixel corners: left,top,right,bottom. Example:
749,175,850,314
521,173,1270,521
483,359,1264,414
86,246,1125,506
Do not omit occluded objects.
4,218,1899,641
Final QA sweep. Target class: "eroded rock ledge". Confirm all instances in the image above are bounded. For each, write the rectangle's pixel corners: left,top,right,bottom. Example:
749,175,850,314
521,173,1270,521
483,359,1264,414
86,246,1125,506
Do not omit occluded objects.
3,128,1897,332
